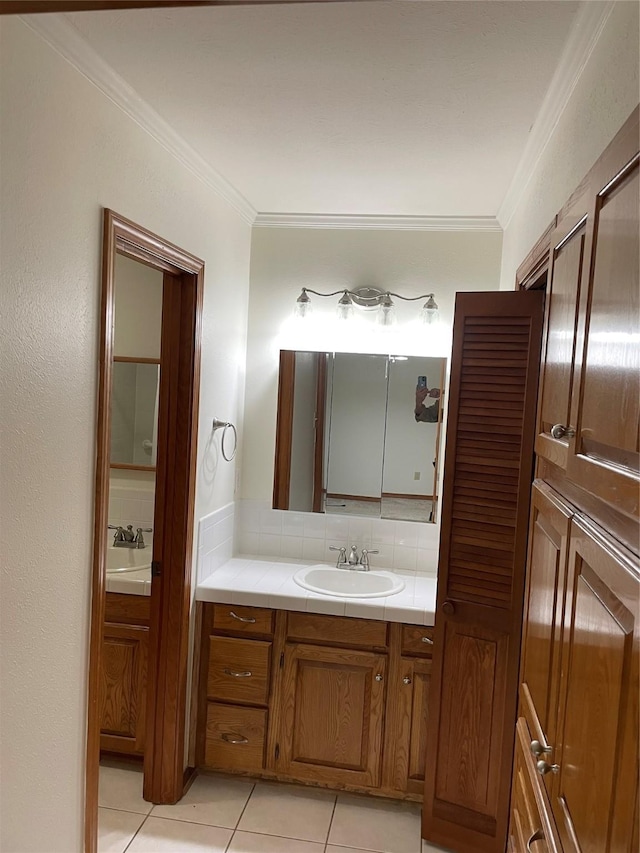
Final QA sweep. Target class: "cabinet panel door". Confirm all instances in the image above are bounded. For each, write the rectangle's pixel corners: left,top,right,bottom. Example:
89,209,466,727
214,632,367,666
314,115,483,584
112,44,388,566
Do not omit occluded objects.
567,135,639,518
100,622,148,755
384,656,431,795
535,207,589,470
277,643,386,788
519,480,572,793
551,517,638,853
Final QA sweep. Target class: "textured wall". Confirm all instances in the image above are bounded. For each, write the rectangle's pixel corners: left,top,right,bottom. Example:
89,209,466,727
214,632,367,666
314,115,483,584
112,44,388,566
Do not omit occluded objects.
243,227,502,503
0,18,251,852
500,1,640,288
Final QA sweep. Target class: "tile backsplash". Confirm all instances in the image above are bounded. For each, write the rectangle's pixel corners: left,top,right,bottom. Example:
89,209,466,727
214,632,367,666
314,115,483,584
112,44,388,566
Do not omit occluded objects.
234,500,439,575
197,502,235,583
108,480,155,531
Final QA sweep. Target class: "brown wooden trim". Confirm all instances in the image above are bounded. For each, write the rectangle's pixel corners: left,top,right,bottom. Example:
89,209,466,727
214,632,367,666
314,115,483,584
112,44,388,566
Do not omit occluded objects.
381,492,433,501
87,210,204,852
430,358,446,522
516,220,556,291
326,493,381,503
272,350,295,510
110,463,156,472
113,356,161,365
0,0,360,13
312,352,328,514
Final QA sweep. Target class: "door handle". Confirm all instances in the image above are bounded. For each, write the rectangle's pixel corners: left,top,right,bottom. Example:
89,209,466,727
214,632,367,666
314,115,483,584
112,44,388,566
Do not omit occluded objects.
550,423,575,440
530,738,553,758
223,668,252,678
536,759,560,776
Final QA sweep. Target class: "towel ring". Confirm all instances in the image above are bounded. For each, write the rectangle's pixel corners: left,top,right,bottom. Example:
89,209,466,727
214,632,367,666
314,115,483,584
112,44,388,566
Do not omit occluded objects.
212,418,237,462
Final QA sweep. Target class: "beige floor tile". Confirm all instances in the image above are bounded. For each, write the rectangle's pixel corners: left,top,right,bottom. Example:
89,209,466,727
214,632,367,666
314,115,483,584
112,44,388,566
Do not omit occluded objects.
229,830,325,852
151,773,254,827
99,765,153,815
126,816,232,852
326,847,373,853
98,808,146,853
237,781,336,842
422,842,453,853
328,793,422,853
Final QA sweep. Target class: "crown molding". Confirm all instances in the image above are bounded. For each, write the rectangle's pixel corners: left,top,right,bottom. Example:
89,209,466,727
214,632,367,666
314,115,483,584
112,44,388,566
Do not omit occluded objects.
21,13,257,225
253,213,502,231
497,1,614,229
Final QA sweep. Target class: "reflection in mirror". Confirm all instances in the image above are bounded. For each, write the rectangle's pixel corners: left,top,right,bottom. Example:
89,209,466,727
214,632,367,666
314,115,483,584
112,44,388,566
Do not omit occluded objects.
274,351,446,523
110,360,160,467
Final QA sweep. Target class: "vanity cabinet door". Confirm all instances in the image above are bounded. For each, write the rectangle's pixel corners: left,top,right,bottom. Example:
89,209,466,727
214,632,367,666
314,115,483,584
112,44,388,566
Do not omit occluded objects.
100,622,149,755
276,643,386,789
384,656,432,796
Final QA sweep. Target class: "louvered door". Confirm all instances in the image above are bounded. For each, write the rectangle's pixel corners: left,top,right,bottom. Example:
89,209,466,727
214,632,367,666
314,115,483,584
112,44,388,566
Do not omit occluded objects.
423,291,544,853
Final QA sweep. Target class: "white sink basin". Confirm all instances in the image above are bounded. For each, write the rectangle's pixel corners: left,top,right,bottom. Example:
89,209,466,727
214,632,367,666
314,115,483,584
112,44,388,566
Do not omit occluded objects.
106,547,152,574
294,565,405,598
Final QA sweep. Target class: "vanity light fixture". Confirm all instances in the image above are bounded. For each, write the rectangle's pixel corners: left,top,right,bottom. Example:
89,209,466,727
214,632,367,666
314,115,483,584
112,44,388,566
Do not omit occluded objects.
293,286,439,325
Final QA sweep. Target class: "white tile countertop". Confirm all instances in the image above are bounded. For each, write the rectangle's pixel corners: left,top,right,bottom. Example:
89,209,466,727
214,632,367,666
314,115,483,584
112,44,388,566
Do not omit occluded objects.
196,557,437,626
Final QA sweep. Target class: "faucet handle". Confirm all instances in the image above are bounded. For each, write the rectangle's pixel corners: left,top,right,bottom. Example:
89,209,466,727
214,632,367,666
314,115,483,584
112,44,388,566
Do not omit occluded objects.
329,545,347,568
361,549,379,570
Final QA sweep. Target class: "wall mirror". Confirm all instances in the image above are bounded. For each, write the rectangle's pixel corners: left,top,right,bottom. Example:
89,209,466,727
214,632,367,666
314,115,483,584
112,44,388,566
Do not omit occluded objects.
274,350,446,523
110,360,159,467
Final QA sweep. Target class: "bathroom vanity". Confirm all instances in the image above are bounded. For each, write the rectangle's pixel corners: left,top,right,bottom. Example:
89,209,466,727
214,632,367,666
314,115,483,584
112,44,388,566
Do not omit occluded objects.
193,559,437,802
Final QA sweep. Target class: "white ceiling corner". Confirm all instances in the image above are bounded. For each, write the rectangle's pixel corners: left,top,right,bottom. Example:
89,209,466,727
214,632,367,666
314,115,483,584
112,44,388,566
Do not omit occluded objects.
497,1,614,229
21,13,257,225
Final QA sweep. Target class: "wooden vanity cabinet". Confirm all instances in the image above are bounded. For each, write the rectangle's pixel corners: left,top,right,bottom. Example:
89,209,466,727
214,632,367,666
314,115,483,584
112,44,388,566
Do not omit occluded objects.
100,592,150,756
197,604,434,801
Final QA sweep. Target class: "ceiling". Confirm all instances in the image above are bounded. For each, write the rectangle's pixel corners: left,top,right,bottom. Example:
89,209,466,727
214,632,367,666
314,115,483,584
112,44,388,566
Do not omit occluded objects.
63,1,581,219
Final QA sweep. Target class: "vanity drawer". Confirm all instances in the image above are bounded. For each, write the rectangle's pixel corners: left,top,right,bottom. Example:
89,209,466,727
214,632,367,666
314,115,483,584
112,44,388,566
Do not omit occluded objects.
213,604,274,638
208,637,272,705
105,592,150,626
287,612,388,649
204,702,267,772
402,625,435,657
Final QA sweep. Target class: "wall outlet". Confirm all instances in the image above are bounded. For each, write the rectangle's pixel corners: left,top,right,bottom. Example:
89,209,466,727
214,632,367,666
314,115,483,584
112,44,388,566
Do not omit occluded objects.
414,471,421,480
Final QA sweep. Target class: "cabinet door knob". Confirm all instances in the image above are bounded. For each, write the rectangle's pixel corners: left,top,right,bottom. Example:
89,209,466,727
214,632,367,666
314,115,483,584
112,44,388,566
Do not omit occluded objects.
526,829,545,852
550,423,575,440
530,739,553,757
536,759,560,776
229,610,256,624
403,676,412,685
375,673,384,682
442,600,455,616
221,732,249,744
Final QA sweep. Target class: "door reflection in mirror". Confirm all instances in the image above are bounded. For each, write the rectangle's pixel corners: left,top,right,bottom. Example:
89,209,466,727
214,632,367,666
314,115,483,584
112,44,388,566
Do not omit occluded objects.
273,350,446,523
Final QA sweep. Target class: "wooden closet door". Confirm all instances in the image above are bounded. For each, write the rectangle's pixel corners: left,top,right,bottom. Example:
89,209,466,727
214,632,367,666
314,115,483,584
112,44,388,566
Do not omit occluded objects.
550,516,638,853
422,291,544,853
518,480,572,796
566,110,639,519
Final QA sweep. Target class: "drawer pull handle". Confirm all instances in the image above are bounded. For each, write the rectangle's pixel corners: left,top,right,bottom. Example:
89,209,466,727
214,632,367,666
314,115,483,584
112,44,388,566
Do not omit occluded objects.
223,668,252,678
421,636,434,645
221,732,249,745
229,611,256,624
526,829,544,851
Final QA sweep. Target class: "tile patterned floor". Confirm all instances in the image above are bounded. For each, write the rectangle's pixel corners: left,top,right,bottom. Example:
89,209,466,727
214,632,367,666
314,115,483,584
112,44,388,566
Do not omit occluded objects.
99,765,450,853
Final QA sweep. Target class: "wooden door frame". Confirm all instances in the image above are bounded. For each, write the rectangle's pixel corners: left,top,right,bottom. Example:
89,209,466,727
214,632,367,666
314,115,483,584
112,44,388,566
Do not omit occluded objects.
86,209,204,853
273,349,295,510
312,352,328,513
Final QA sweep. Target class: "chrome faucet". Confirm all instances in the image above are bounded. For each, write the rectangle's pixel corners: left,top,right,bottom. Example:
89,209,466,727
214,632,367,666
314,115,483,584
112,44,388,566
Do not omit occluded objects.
329,544,379,572
108,524,152,549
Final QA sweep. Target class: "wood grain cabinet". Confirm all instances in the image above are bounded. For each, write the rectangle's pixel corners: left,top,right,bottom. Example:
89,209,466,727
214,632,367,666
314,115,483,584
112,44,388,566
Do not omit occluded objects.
196,605,434,801
100,593,150,756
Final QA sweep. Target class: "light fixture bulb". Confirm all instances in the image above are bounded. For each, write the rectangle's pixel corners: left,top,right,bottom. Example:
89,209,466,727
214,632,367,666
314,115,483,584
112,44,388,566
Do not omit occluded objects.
294,289,312,319
421,294,439,324
336,290,354,321
376,293,396,327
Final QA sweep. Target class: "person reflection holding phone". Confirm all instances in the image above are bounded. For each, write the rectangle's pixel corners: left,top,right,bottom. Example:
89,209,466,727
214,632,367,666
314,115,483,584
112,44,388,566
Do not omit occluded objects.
415,381,442,423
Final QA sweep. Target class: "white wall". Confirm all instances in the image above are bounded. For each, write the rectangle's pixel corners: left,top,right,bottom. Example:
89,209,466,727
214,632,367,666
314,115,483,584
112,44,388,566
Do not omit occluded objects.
114,254,163,359
0,18,251,853
242,227,502,504
500,1,640,288
326,353,388,498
